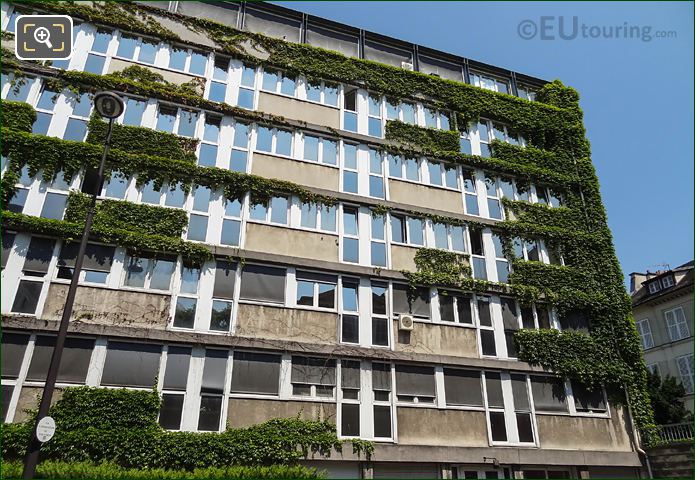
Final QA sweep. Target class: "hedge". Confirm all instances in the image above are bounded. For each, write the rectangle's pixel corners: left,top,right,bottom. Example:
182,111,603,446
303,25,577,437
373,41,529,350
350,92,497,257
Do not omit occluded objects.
1,100,36,132
1,461,324,480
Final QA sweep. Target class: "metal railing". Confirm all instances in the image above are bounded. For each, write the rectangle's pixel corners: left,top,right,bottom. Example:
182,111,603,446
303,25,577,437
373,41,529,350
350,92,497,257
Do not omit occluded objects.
658,422,694,443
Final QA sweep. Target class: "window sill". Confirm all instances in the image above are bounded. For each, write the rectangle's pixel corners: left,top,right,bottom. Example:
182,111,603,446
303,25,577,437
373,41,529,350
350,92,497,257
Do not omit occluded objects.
260,89,340,111
389,176,462,194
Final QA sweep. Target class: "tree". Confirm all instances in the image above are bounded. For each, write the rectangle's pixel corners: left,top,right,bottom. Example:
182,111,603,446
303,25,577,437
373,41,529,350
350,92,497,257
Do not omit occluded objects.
646,371,692,425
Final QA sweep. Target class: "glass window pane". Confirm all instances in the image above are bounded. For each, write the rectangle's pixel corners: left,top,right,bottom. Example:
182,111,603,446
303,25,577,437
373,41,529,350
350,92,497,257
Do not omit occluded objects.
101,341,161,387
237,88,254,109
188,51,208,75
192,186,211,212
173,297,196,328
203,118,221,142
444,368,483,406
92,29,111,53
489,411,507,441
231,351,281,395
434,223,448,249
371,242,387,267
230,150,247,172
451,226,465,252
84,53,106,74
480,330,496,356
343,171,358,194
239,265,286,303
343,238,359,263
32,112,52,135
307,82,321,102
141,181,161,204
405,158,419,181
40,193,67,220
197,396,222,431
169,47,187,70
180,266,200,295
301,203,317,229
12,280,42,314
343,208,358,236
322,140,337,165
341,403,360,436
473,257,487,280
368,117,382,137
177,110,198,137
198,144,217,167
256,127,272,152
270,196,288,224
220,219,240,246
324,85,338,106
341,314,359,343
304,135,319,161
156,105,176,132
428,162,442,186
165,184,185,208
63,118,88,141
369,176,384,198
159,394,184,430
72,93,92,117
137,40,158,64
233,123,249,148
318,283,336,309
407,218,424,245
116,35,137,58
210,300,232,331
388,155,402,178
262,70,278,91
123,99,146,126
320,205,336,231
391,215,405,243
444,166,458,189
27,336,94,384
187,215,208,241
342,282,358,312
276,130,292,156
401,103,415,124
124,256,148,288
280,75,295,96
488,199,502,219
150,259,175,290
296,280,314,306
374,405,391,438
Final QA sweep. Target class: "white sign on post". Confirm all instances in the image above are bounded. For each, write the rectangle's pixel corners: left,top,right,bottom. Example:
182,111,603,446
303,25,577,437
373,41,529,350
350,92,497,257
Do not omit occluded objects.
36,416,56,443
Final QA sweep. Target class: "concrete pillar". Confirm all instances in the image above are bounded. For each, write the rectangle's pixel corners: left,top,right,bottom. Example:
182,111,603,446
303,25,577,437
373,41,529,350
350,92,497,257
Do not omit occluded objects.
577,467,591,479
513,469,524,479
440,464,453,479
361,462,373,479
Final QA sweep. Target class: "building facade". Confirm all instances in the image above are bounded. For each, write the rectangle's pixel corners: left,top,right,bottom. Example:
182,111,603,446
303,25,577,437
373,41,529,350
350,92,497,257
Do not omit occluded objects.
1,1,645,478
631,262,694,412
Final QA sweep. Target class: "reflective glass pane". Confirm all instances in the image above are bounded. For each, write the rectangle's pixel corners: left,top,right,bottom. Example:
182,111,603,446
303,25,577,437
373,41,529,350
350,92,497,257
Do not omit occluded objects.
270,196,288,224
188,51,207,75
304,135,319,161
169,47,187,70
220,219,240,246
116,35,137,58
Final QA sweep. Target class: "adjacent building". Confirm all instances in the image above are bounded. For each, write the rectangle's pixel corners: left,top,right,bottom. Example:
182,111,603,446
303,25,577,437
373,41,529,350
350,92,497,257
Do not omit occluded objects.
630,261,694,411
1,1,646,478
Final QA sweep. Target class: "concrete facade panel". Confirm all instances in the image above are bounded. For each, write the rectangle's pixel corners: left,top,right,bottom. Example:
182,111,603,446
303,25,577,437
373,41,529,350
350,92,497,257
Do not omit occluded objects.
251,152,340,191
388,180,464,215
245,223,339,262
235,304,338,344
258,92,341,129
396,407,488,447
536,407,632,452
227,397,336,428
394,320,478,358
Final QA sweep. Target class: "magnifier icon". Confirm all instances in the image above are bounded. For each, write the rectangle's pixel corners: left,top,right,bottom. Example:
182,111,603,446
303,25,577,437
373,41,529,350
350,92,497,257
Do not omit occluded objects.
33,27,53,49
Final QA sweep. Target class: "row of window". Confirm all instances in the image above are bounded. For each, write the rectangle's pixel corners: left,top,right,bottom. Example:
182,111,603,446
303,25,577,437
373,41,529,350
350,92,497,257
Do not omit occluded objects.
2,332,606,442
2,233,583,358
2,75,562,213
636,305,690,350
646,274,676,295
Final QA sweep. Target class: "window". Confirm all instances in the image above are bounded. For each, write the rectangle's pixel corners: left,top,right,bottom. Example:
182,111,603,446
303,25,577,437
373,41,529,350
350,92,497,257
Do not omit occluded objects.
123,253,176,291
571,381,607,414
484,176,503,220
261,69,296,97
372,362,392,438
470,72,510,94
661,275,675,288
635,319,654,349
32,87,59,135
343,87,358,132
197,115,221,167
155,104,199,137
300,202,337,232
2,73,33,102
207,56,229,103
172,264,201,329
56,242,114,284
500,298,519,358
367,93,383,137
167,45,207,75
39,192,68,220
140,181,185,208
484,372,506,441
368,149,385,198
231,351,281,396
220,197,242,246
530,375,569,413
83,29,112,74
63,92,91,141
122,97,147,127
511,374,535,443
302,135,338,165
392,284,430,319
198,349,228,431
512,237,541,262
115,34,163,66
439,290,473,324
370,213,387,267
239,264,286,304
390,214,424,246
646,363,660,376
7,164,33,214
342,143,359,194
433,222,466,252
187,186,212,242
386,99,416,125
387,154,422,183
101,341,161,388
249,195,288,225
237,63,257,109
462,170,480,215
423,106,450,130
13,239,54,313
306,80,339,107
342,206,359,263
211,260,236,332
258,126,292,157
372,282,390,347
444,368,482,406
460,129,472,155
647,281,660,294
558,310,589,332
492,234,509,283
396,365,435,404
291,356,336,398
159,346,191,430
340,279,359,344
517,85,537,101
26,336,94,384
340,360,361,437
665,307,689,341
229,122,250,172
469,228,487,280
2,333,29,379
677,354,694,394
477,296,495,356
296,271,337,309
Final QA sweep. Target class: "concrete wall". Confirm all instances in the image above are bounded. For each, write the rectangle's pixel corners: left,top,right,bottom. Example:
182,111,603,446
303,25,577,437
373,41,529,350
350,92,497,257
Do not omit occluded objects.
41,284,171,329
536,407,632,452
251,152,340,191
258,92,340,129
227,397,336,428
13,386,64,423
391,244,418,272
235,303,338,344
389,180,464,215
646,442,693,479
397,407,488,447
245,223,339,262
394,320,478,358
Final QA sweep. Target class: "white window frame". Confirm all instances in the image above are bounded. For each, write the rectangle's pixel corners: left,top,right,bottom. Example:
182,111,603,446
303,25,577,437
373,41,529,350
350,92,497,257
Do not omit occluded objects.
665,306,689,341
636,318,654,350
676,354,694,394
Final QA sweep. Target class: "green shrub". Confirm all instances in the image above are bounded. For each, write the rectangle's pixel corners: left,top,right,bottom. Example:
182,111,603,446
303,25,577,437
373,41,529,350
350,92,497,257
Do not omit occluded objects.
384,120,460,153
86,115,198,162
1,460,324,479
1,387,371,469
1,100,36,132
64,192,189,239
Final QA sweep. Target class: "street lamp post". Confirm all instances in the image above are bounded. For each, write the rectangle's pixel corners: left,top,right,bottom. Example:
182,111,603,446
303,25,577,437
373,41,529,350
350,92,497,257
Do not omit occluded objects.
22,92,125,480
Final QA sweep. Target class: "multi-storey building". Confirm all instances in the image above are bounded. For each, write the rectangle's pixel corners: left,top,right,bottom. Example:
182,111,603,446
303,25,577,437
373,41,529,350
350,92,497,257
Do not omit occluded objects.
630,262,694,412
1,1,647,478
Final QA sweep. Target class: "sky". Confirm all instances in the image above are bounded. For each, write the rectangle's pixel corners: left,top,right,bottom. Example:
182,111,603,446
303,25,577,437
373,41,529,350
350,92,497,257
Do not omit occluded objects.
274,1,694,287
